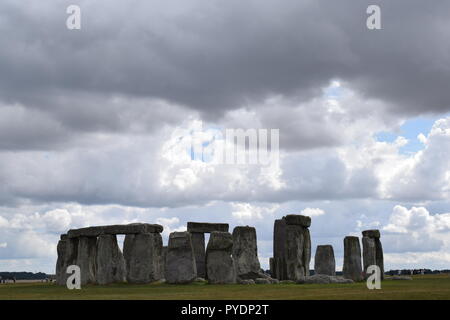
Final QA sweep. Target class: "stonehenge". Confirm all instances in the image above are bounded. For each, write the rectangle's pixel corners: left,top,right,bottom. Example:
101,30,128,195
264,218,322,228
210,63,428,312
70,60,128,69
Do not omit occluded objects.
55,235,68,286
314,245,336,276
187,222,229,278
76,236,97,285
55,217,384,286
206,231,236,284
271,215,311,281
123,233,163,284
362,229,384,279
232,226,262,280
56,223,163,285
343,236,363,282
96,234,126,285
165,231,197,284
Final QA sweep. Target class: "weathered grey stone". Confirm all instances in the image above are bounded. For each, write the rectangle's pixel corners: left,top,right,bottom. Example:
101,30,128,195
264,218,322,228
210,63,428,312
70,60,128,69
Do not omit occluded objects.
269,257,275,277
194,277,207,283
76,236,97,285
206,231,236,284
362,229,384,280
191,232,206,278
375,238,384,280
64,237,79,267
297,274,354,284
123,234,135,273
314,245,336,276
302,228,311,276
255,278,271,284
285,224,306,281
123,233,163,284
60,234,68,241
279,280,296,284
239,279,255,285
161,246,167,279
166,232,197,284
68,223,163,238
96,234,126,285
232,226,261,280
187,222,229,233
269,278,280,284
55,239,67,285
362,237,376,275
362,229,380,239
284,214,311,227
343,236,363,282
272,219,287,280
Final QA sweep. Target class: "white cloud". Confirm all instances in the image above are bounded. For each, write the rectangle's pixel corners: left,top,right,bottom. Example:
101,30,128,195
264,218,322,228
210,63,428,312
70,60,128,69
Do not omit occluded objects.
231,202,279,222
300,207,325,217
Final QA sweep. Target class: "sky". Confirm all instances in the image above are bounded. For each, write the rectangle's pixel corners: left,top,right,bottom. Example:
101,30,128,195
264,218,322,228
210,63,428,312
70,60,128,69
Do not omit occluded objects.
1,0,450,274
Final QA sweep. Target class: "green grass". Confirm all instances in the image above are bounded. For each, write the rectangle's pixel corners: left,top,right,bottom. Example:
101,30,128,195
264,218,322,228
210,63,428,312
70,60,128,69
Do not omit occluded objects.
1,274,449,300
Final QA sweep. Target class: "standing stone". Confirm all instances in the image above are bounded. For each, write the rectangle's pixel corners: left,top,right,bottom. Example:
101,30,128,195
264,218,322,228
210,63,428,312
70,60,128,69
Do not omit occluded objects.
273,219,287,280
191,232,206,278
161,246,167,279
64,237,79,268
123,233,163,284
55,236,68,285
343,236,363,282
96,234,126,285
232,226,261,280
165,232,197,284
302,228,311,276
206,231,236,284
76,236,97,285
375,238,384,279
362,237,376,274
123,234,135,274
269,257,275,277
284,215,311,281
362,230,384,280
314,245,336,276
285,224,305,281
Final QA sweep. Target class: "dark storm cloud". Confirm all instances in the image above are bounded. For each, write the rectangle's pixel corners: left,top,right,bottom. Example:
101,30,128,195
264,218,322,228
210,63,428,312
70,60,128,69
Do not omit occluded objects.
1,0,449,127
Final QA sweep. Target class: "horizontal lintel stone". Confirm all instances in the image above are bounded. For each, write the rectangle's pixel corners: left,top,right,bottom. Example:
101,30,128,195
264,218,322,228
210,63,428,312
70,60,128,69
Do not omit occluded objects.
67,223,163,238
187,222,229,233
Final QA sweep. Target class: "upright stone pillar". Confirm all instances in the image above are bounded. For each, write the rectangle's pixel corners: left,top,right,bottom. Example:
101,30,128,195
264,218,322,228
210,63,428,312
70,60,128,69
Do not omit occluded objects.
161,246,167,279
362,229,384,279
206,231,236,284
123,233,163,284
314,245,336,276
76,236,97,285
273,219,287,280
96,234,126,285
232,226,261,280
284,215,311,281
55,234,68,285
165,232,197,284
191,233,206,278
343,236,363,282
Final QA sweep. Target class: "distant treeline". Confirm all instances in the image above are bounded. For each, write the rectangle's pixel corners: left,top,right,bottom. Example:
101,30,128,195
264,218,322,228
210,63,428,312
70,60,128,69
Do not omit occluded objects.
386,269,450,275
0,272,50,280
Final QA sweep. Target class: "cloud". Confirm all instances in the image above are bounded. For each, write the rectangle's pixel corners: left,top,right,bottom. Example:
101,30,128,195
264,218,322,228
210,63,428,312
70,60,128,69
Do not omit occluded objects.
381,205,450,253
301,208,325,217
383,118,450,201
231,203,279,222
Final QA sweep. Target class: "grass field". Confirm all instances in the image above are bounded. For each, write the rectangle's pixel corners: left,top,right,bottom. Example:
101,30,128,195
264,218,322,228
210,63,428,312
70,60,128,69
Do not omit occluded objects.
0,274,449,300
